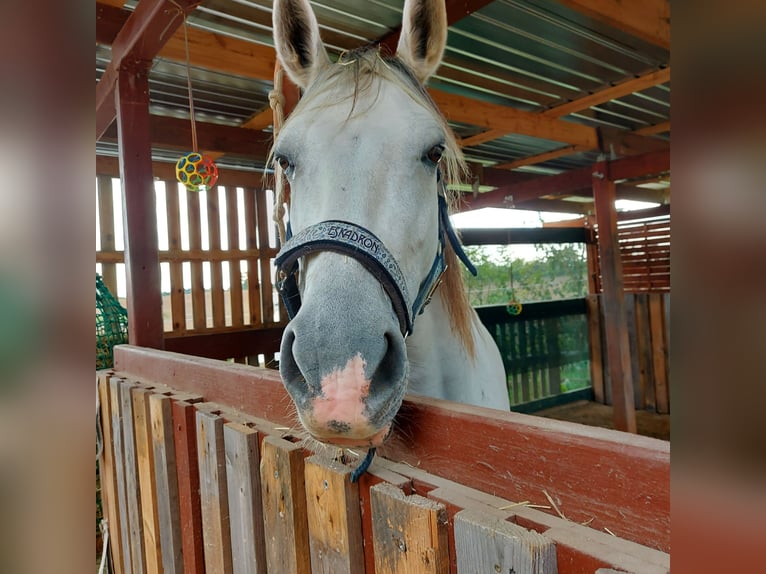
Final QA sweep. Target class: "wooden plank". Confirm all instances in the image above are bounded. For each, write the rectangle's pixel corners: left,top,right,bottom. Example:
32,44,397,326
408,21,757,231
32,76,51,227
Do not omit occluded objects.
171,401,205,574
207,188,226,327
116,63,163,349
260,436,311,574
149,394,184,573
494,144,584,170
224,422,268,574
454,508,557,574
226,187,245,327
370,482,449,573
97,247,278,264
163,327,283,360
164,180,186,332
304,456,364,574
187,188,206,329
244,187,263,326
97,175,118,296
255,188,274,323
649,294,670,414
112,346,670,551
111,378,134,574
196,410,234,572
592,164,636,432
131,388,162,573
635,294,656,411
624,294,642,409
98,373,125,574
546,319,562,396
120,382,146,574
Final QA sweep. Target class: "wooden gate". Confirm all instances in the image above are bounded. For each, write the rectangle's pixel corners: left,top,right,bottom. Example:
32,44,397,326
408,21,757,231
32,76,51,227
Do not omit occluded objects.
98,346,670,574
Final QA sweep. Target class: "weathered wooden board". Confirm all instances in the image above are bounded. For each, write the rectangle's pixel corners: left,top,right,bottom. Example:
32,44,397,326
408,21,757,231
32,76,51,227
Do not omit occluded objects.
164,180,186,332
120,381,146,573
131,387,162,573
149,393,184,573
171,400,205,574
304,456,364,574
109,377,133,574
260,436,311,574
98,373,124,574
225,186,244,327
586,295,605,403
196,409,234,572
224,422,268,574
649,294,669,414
453,509,557,574
370,482,449,574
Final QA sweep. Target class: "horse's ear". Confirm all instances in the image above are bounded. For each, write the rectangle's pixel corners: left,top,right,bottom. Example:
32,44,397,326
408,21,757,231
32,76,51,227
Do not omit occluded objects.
395,0,448,84
272,0,330,89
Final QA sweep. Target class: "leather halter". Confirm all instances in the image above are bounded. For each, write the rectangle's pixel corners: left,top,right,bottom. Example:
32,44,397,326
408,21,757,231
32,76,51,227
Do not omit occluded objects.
275,180,477,337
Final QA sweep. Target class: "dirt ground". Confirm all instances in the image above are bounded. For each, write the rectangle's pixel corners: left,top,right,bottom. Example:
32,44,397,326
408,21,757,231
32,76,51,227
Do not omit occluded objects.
534,400,670,441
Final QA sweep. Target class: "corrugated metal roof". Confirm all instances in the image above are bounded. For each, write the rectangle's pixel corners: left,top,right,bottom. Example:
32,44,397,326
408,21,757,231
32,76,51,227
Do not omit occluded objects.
97,0,670,193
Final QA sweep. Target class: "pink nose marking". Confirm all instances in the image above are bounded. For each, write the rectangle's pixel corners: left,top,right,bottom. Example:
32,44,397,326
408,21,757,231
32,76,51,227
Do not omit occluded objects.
313,354,370,426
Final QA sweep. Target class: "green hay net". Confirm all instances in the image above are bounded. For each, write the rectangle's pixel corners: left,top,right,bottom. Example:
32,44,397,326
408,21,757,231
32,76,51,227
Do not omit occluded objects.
96,274,128,369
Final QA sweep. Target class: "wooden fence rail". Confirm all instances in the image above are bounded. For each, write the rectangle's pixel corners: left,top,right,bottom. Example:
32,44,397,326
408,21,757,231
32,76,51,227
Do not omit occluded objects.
98,345,670,574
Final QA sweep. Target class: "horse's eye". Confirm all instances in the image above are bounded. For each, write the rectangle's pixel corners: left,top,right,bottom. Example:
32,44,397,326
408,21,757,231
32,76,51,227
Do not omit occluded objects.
275,155,291,171
426,144,445,164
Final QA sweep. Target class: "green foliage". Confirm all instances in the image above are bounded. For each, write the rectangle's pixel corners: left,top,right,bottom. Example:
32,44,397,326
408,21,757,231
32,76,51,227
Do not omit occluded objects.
462,243,588,307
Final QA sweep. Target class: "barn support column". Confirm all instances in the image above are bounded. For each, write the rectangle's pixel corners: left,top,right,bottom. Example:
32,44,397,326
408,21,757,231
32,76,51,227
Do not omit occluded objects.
592,161,636,433
116,60,164,349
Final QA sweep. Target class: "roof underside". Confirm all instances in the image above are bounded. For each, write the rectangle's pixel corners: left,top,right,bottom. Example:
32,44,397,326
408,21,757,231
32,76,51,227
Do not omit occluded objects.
95,0,670,213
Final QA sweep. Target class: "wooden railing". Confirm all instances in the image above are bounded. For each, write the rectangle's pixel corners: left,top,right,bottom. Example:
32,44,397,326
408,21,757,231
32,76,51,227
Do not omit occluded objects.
97,346,670,574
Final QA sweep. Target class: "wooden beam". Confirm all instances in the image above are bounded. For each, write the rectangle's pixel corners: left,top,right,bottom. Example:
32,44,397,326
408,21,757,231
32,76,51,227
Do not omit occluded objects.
541,68,671,118
102,114,273,158
554,0,670,49
116,62,164,349
96,0,199,139
459,227,589,246
241,108,273,131
430,90,598,148
634,120,670,136
459,129,507,148
493,145,585,170
592,161,636,433
163,327,284,359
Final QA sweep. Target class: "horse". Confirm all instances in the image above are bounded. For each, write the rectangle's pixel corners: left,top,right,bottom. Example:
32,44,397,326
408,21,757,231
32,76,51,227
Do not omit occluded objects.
270,0,510,451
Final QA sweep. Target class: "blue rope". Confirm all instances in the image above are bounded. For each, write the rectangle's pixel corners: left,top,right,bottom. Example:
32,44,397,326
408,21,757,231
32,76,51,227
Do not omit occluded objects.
350,448,376,483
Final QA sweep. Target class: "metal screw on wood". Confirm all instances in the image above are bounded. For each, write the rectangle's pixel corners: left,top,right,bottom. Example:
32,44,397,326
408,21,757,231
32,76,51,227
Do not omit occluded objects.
323,480,329,490
274,470,279,479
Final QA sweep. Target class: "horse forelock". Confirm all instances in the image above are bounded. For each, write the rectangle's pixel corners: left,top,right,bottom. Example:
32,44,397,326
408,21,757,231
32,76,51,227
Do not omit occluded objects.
271,46,477,356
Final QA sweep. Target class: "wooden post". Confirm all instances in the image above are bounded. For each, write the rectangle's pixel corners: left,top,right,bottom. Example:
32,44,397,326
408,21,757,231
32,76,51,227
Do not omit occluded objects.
592,161,637,433
116,61,164,348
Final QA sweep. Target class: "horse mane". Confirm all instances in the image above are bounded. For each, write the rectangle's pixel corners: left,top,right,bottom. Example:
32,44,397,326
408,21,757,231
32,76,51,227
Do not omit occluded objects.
274,47,479,357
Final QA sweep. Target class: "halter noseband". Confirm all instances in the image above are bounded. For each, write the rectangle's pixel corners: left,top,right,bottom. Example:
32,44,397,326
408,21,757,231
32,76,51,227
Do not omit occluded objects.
275,182,477,337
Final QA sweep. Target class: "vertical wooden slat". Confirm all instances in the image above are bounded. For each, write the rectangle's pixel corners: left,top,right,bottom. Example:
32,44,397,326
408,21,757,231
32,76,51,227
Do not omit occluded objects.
98,373,125,574
165,181,186,333
260,436,311,574
207,188,226,327
171,401,205,574
226,187,245,327
649,294,670,414
110,377,133,574
150,394,184,574
593,163,636,432
255,188,274,323
224,423,268,574
370,482,449,574
196,410,234,572
116,63,164,349
624,294,642,409
304,456,364,574
635,293,656,411
546,318,561,396
132,388,162,573
519,322,530,402
244,187,262,327
187,189,206,329
586,295,605,404
97,175,118,295
120,382,146,574
454,509,557,574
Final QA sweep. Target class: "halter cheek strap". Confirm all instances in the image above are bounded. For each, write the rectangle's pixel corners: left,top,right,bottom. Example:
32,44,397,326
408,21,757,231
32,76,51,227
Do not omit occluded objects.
275,193,477,337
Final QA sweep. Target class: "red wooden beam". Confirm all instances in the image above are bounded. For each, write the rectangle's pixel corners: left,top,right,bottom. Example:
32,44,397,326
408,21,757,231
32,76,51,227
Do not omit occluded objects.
96,0,199,139
117,62,164,349
112,345,669,551
592,162,636,433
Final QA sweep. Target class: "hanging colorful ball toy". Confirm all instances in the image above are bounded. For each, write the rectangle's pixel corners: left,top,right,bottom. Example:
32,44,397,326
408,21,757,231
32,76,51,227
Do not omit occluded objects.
175,152,219,192
506,300,523,316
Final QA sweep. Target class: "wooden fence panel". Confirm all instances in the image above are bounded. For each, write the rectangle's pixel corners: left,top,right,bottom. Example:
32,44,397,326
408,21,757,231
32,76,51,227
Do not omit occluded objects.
207,188,226,328
164,180,186,333
109,377,133,574
226,187,245,327
98,373,124,574
370,482,450,574
260,436,311,574
186,189,206,329
244,187,263,328
304,456,364,574
224,422,268,574
120,381,146,574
